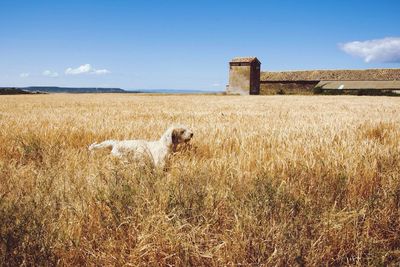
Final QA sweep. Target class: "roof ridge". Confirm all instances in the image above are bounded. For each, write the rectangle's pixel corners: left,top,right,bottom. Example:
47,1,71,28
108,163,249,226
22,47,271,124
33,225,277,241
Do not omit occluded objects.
231,57,260,63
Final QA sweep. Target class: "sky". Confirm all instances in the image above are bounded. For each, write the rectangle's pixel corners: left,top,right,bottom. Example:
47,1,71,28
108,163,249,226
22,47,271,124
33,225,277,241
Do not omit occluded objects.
1,0,400,90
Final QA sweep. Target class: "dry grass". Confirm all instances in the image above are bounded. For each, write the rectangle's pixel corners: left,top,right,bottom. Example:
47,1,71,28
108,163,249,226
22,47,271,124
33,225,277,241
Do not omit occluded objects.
1,94,400,266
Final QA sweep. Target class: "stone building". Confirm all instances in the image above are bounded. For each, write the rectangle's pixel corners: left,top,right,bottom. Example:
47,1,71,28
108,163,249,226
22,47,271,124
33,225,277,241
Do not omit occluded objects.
227,57,261,95
260,69,400,94
227,57,400,95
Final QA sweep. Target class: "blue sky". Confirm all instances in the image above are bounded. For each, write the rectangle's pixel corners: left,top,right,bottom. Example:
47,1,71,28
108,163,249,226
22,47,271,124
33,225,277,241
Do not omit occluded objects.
1,0,399,90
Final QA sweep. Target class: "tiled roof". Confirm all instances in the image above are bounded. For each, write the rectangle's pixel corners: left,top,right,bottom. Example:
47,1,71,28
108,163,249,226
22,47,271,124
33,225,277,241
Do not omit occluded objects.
231,57,260,63
261,69,400,81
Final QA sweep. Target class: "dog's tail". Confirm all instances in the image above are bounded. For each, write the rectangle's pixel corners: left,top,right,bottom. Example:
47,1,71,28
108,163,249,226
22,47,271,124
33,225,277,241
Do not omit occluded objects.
88,140,116,151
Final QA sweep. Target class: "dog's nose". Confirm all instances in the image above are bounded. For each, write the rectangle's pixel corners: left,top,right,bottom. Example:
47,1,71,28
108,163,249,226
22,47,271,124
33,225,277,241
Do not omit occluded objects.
190,133,193,138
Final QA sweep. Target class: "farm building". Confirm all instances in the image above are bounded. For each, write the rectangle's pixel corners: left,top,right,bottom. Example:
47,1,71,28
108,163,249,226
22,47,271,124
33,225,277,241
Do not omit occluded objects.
316,81,400,89
227,57,261,95
227,57,400,95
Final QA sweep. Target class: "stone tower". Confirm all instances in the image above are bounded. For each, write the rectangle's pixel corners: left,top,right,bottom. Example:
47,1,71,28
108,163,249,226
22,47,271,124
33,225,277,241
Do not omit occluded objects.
227,57,261,95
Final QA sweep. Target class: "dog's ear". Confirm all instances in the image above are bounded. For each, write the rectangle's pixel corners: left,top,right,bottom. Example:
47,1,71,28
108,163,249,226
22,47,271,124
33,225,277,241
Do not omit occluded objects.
172,128,179,144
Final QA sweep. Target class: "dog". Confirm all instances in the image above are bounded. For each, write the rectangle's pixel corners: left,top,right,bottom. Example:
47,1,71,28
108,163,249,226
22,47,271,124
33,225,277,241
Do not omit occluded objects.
88,125,193,168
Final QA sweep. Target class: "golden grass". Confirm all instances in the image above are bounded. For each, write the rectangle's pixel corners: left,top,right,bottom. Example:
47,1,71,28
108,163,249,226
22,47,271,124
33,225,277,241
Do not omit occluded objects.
1,94,400,266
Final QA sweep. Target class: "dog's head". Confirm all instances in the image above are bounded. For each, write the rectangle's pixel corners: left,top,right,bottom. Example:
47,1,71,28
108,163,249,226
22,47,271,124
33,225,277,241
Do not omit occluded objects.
172,126,193,144
161,125,194,147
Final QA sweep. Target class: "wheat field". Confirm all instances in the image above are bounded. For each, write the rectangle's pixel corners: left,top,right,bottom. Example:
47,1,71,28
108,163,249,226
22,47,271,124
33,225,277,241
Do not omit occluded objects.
0,94,399,266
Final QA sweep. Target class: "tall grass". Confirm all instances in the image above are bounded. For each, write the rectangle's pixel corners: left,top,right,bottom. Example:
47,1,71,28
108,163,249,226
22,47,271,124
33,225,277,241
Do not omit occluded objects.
0,94,399,265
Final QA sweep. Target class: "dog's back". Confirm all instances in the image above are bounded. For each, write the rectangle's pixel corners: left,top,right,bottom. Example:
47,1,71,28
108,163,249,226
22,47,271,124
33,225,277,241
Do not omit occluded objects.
89,139,153,159
88,140,116,151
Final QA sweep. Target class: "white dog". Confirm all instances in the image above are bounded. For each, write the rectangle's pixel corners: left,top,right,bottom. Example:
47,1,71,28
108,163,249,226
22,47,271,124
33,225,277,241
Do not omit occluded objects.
88,125,193,168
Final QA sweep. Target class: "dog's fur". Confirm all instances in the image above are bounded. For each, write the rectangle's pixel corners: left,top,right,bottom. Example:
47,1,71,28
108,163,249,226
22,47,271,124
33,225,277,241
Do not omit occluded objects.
88,125,193,168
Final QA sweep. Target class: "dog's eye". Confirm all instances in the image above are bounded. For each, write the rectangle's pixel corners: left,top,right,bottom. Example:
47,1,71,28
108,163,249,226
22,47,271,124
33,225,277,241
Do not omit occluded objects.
180,129,185,134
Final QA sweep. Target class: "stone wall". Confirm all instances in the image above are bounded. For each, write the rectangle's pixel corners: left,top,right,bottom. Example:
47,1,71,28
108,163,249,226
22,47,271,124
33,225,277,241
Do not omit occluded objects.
260,81,318,95
249,63,261,95
228,65,251,95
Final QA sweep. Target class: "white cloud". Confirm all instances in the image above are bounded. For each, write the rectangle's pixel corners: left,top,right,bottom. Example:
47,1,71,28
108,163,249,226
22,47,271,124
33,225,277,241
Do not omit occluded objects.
43,70,59,77
65,64,92,75
211,83,221,87
340,37,400,63
19,73,30,78
65,64,110,75
93,69,110,75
